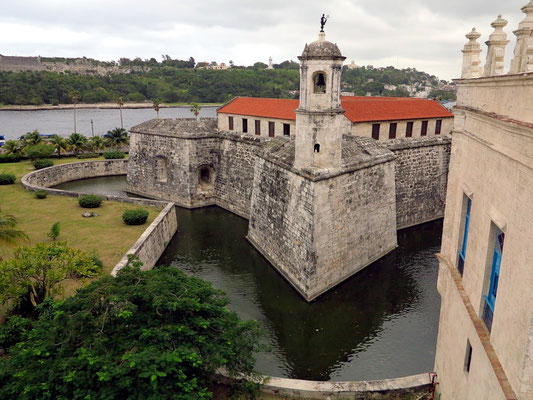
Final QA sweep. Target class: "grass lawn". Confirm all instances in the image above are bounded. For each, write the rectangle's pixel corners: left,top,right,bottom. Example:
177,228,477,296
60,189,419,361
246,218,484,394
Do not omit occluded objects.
0,157,160,275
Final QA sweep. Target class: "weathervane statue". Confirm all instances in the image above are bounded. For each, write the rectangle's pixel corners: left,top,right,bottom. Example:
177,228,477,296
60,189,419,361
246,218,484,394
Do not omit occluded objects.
320,14,329,32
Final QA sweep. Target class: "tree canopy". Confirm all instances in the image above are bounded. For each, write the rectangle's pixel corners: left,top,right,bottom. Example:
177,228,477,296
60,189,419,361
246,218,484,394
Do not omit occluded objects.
0,265,263,400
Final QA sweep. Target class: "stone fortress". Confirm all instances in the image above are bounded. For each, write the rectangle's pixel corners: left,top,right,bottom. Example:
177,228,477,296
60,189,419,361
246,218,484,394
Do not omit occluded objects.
127,29,452,301
0,54,147,75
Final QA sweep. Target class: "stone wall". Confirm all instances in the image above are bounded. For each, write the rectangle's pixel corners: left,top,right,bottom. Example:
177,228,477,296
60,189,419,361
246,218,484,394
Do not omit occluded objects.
384,135,451,229
22,159,128,189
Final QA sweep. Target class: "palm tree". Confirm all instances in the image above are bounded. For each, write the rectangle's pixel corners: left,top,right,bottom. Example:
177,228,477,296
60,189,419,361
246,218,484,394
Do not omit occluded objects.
153,98,161,118
0,208,29,248
70,91,81,133
105,128,129,149
67,133,88,155
49,135,68,158
88,136,105,153
23,130,42,146
189,103,202,121
117,97,124,129
2,140,23,156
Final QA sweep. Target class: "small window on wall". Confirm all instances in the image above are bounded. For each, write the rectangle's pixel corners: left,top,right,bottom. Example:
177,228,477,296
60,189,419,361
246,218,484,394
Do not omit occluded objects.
482,226,505,333
228,116,234,130
283,123,291,136
464,340,473,373
457,196,472,277
255,120,261,136
435,119,442,135
421,120,428,136
406,121,413,137
242,118,248,133
268,121,275,137
389,123,397,139
314,72,326,93
372,123,380,140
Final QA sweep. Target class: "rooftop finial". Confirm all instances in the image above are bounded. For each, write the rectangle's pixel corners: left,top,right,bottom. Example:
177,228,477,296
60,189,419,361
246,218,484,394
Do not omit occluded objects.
320,14,329,32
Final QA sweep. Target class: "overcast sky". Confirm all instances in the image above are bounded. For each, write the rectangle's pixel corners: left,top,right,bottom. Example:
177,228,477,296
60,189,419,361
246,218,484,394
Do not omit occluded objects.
0,0,529,80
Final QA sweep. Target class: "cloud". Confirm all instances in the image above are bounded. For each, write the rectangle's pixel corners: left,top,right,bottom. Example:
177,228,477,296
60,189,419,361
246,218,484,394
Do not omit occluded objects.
0,0,529,80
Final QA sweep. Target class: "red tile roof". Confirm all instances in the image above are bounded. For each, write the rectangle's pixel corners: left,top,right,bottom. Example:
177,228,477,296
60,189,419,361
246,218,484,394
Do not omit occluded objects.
218,96,453,123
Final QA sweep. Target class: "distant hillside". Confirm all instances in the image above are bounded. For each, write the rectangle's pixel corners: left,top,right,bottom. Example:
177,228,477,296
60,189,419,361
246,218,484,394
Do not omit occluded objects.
0,56,455,106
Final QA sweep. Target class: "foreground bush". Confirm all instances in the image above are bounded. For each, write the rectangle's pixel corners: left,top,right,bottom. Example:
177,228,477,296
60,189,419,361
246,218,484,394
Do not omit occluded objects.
34,190,48,199
32,159,54,170
78,194,103,208
0,266,262,399
122,208,149,225
77,152,99,159
0,242,101,312
0,173,16,185
103,150,125,159
0,154,20,163
23,144,55,160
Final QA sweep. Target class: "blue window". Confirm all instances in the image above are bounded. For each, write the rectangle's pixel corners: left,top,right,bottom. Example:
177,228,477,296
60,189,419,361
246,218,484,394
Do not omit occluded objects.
458,197,471,276
482,228,504,332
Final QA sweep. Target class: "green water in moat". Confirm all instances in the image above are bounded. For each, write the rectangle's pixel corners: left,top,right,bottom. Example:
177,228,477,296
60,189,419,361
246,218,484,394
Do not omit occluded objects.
55,176,442,382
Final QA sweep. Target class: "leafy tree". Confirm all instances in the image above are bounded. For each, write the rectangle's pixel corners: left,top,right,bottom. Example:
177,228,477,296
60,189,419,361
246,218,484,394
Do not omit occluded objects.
153,98,161,118
190,102,201,120
67,133,88,155
0,241,101,310
47,222,60,241
49,134,69,158
105,127,129,149
0,209,28,250
23,144,55,160
0,265,263,399
253,62,268,69
2,140,23,156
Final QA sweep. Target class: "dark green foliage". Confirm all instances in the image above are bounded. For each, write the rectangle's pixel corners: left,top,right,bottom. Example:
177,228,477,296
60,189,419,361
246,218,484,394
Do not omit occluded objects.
47,222,60,241
103,150,125,159
24,144,55,160
0,154,20,163
0,266,262,399
32,159,54,169
122,208,149,225
34,190,48,199
78,194,103,208
77,152,99,159
0,173,16,185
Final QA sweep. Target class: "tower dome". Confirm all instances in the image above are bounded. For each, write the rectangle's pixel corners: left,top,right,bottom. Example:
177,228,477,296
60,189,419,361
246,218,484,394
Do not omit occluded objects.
300,32,344,60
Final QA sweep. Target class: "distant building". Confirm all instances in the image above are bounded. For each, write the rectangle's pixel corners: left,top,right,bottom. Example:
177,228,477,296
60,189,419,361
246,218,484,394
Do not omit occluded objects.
346,59,359,69
434,4,533,399
217,95,453,141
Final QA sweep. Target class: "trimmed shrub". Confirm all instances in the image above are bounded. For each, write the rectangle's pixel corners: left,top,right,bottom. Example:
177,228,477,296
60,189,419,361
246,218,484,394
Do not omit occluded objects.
0,154,20,163
77,153,99,159
103,151,125,159
78,194,104,208
24,144,55,160
0,173,16,185
34,190,48,199
122,208,149,225
32,159,54,170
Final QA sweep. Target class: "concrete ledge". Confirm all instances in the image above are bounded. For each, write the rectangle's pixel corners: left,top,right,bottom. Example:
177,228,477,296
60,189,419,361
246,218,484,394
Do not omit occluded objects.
258,373,433,399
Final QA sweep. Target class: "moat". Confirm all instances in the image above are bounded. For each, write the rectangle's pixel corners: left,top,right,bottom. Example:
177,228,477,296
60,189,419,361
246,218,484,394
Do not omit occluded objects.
55,175,442,382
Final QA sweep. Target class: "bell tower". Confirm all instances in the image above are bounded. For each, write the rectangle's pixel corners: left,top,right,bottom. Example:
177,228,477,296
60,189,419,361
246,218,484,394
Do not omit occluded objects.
294,31,346,170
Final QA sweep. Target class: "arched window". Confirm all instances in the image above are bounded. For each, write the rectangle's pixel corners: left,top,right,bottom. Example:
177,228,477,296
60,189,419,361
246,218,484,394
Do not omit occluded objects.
313,72,326,93
314,143,320,153
155,156,168,183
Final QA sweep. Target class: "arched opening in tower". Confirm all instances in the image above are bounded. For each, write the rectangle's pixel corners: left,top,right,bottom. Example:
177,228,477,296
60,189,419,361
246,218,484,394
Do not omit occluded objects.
314,72,326,93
